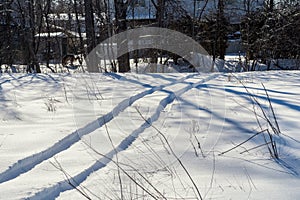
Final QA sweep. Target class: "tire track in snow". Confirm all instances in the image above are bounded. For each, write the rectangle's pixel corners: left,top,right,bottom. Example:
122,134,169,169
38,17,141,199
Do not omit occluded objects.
27,73,220,200
0,73,199,184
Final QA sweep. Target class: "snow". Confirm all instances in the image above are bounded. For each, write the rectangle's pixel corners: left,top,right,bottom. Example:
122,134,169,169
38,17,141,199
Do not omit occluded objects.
35,32,67,38
0,71,300,199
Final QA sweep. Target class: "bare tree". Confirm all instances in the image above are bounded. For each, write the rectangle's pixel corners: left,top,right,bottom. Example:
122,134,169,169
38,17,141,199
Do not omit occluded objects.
74,0,85,57
84,0,96,55
114,0,130,72
0,0,15,69
14,0,42,73
216,0,227,60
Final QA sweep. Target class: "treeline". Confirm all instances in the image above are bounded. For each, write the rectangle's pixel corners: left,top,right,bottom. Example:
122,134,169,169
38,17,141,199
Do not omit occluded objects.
0,0,299,72
241,1,300,70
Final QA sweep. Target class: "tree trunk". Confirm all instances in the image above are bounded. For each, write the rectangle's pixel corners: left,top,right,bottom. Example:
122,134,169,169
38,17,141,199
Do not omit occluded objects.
114,0,130,73
74,0,85,55
217,0,227,60
28,0,41,73
84,0,96,54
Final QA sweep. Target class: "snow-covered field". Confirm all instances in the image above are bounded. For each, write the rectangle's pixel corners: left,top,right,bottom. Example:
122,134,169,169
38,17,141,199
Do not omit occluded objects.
0,71,300,199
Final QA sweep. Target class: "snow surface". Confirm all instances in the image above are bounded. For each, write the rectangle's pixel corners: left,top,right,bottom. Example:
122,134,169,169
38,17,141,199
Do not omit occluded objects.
0,71,300,199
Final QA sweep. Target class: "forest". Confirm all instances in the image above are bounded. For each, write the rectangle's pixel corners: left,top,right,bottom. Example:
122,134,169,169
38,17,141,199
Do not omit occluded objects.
0,0,299,73
1,1,300,200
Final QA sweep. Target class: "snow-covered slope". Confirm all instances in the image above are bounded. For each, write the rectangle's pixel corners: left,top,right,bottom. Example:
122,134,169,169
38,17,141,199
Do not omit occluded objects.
0,71,299,199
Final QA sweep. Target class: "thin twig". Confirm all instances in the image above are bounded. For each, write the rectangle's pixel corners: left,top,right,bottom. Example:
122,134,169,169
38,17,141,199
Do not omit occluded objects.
103,122,124,200
233,75,281,159
135,107,203,200
240,141,272,154
266,129,279,159
50,158,93,200
62,83,69,104
219,129,267,156
80,139,166,200
262,83,280,134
